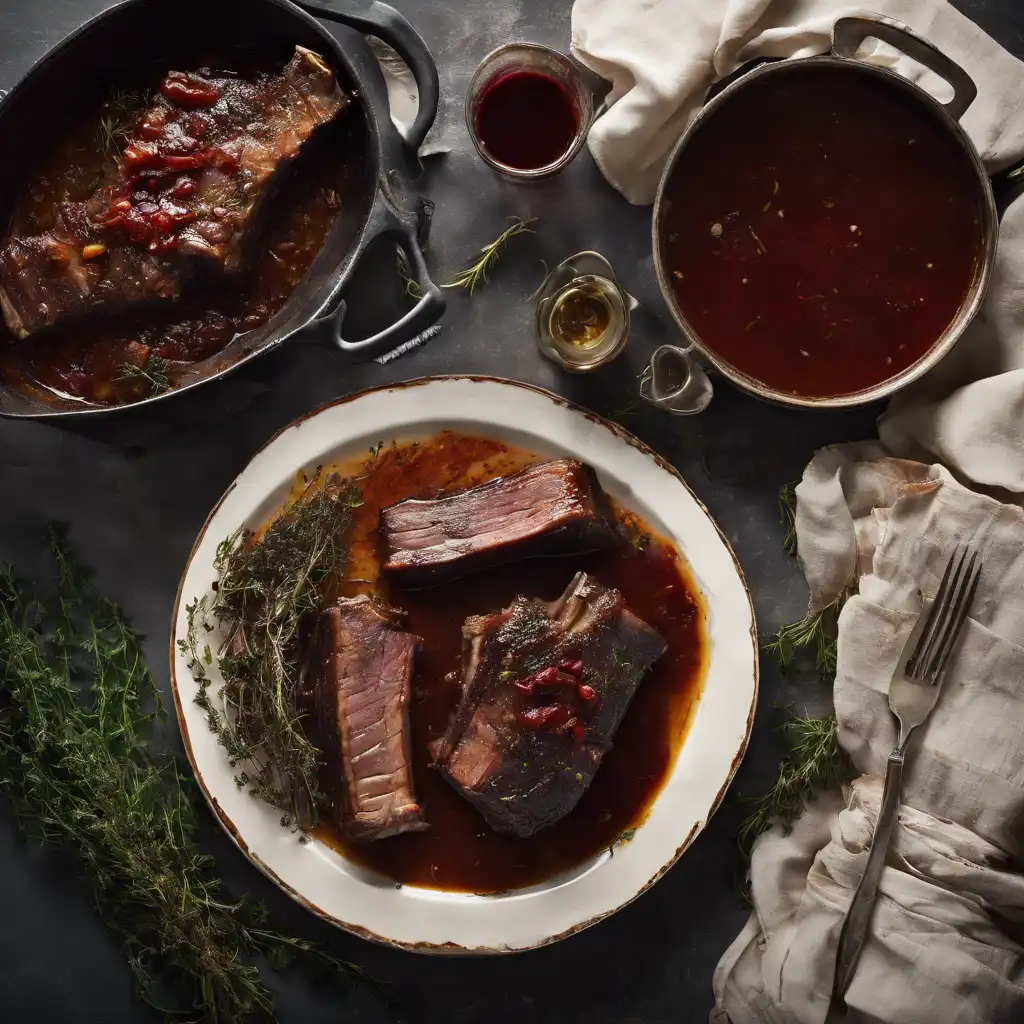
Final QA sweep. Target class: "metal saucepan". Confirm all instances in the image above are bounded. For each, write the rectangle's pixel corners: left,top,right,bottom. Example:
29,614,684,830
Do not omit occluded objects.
0,0,444,419
646,14,998,414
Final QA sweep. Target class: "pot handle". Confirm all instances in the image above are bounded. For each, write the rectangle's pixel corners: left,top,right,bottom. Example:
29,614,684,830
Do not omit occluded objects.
639,344,713,416
307,193,445,361
295,0,439,151
831,15,977,122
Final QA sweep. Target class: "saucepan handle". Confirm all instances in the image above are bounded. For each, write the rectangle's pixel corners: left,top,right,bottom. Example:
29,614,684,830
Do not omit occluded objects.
831,15,977,122
307,193,445,361
295,0,439,151
639,344,714,416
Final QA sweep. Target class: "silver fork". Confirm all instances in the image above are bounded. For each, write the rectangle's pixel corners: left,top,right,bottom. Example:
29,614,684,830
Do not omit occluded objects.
832,544,981,1005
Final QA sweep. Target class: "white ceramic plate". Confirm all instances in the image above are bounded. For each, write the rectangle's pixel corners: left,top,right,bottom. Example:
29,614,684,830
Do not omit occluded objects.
170,376,757,953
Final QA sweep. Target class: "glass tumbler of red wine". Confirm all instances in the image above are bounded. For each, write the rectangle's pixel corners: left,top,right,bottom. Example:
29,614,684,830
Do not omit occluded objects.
466,43,597,181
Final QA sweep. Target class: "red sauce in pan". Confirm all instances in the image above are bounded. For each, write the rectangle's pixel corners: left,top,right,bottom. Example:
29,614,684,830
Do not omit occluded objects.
659,65,984,397
309,432,707,893
0,63,355,406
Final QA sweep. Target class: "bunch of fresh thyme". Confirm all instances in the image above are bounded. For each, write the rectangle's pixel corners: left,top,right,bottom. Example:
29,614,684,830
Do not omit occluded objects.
182,471,361,828
0,525,358,1021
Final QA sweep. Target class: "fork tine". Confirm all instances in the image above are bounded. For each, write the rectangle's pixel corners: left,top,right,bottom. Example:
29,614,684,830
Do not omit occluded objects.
905,545,964,678
911,546,969,677
916,551,980,684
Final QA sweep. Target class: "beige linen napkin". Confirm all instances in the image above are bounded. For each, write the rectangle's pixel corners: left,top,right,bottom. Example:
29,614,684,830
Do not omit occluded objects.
712,449,1024,1024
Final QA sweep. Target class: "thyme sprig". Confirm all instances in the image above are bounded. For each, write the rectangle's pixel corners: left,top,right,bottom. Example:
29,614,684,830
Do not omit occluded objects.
443,217,536,295
96,88,146,160
778,482,798,555
764,599,842,677
117,354,171,396
0,525,359,1021
395,247,423,300
181,471,361,828
738,711,854,854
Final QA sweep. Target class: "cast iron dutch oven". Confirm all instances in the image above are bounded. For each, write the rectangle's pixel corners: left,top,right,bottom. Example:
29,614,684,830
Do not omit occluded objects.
0,0,444,418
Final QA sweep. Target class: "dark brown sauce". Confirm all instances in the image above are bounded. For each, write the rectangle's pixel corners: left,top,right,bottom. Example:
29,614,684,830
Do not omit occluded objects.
0,67,354,406
475,71,579,170
660,66,984,397
309,432,706,893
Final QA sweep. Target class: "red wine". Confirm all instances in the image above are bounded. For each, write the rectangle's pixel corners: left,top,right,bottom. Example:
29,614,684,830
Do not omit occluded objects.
475,71,579,170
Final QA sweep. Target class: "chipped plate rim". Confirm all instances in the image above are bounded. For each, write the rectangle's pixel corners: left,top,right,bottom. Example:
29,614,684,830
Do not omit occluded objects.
169,376,758,954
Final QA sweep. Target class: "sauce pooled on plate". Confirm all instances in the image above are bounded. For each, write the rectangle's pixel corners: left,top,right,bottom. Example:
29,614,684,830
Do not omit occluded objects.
311,432,707,893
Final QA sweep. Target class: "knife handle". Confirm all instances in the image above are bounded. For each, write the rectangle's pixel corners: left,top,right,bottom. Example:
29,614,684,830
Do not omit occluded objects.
832,749,905,1004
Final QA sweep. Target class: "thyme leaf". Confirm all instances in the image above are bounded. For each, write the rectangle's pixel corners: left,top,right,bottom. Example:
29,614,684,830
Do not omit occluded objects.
738,711,854,854
443,217,536,295
181,471,361,829
0,525,360,1021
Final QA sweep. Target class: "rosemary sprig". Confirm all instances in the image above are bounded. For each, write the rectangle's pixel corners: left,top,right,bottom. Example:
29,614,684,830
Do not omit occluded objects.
738,711,854,853
778,482,798,555
764,599,842,677
443,217,536,295
0,525,359,1021
117,354,171,396
181,471,361,828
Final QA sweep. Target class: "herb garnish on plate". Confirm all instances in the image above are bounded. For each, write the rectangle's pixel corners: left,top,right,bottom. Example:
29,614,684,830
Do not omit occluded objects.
182,470,361,828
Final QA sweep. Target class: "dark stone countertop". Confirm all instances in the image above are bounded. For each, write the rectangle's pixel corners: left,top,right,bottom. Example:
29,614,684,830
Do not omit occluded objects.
0,2,1020,1022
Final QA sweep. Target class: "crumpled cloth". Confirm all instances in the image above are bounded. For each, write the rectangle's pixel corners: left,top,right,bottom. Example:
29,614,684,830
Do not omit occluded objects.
712,449,1024,1024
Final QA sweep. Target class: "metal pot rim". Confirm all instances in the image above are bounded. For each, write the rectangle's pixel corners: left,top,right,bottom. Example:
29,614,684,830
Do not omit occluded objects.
651,23,999,410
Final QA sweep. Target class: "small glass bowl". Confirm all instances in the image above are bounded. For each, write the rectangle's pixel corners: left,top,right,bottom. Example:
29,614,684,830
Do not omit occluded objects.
535,252,633,372
465,43,594,182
